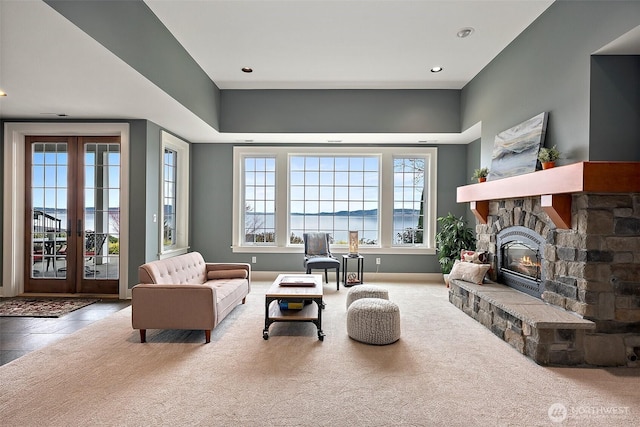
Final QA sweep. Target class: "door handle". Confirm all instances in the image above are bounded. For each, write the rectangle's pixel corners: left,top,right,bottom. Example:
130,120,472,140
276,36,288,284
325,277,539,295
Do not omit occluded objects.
77,219,82,237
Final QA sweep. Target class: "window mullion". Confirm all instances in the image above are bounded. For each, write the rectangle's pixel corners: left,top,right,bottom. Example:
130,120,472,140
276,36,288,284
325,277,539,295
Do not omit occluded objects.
424,157,436,248
277,153,289,247
379,153,394,248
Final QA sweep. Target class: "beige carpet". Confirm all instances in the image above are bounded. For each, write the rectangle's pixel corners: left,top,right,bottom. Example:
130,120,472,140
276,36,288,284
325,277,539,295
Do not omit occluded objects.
1,280,638,427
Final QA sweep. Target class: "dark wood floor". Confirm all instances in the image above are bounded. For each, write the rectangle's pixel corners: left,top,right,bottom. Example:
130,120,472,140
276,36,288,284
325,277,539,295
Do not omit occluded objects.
0,299,130,366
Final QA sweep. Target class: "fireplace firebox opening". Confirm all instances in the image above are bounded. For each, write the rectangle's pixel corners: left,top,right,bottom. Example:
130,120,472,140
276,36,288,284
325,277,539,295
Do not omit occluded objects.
496,226,545,299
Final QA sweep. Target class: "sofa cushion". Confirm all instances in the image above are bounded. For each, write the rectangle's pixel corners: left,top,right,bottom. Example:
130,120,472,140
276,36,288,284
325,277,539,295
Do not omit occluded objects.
211,279,251,324
138,252,207,285
207,269,248,280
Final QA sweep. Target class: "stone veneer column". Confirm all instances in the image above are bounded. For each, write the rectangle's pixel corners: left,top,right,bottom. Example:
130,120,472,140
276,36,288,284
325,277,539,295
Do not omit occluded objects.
473,193,640,366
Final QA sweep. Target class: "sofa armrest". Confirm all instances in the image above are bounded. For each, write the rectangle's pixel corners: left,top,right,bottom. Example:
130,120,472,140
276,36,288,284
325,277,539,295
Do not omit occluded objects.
131,283,217,330
205,263,251,286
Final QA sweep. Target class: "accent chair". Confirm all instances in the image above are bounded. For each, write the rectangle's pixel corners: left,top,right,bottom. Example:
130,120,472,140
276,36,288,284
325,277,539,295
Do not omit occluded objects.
303,232,340,290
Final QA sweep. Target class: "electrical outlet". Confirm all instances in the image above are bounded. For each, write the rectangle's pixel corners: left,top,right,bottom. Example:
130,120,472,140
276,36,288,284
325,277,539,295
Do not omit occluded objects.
251,256,257,264
376,257,381,265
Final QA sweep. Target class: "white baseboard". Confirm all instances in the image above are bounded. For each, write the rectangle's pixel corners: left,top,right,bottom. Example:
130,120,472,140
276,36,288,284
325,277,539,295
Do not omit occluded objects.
123,271,446,300
251,271,445,284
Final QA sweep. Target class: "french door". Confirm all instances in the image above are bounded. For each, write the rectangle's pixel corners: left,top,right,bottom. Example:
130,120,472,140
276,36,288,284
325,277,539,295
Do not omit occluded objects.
24,136,120,294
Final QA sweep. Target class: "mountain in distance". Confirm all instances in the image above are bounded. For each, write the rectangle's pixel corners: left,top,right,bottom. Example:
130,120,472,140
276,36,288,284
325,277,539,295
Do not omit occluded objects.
289,208,420,216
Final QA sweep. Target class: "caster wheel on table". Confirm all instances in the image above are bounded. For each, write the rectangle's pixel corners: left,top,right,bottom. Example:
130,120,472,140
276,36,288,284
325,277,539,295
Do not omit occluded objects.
263,331,269,340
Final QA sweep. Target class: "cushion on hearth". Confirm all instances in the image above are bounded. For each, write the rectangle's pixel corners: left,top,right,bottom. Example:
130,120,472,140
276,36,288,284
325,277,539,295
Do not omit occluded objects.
448,259,490,285
460,249,489,264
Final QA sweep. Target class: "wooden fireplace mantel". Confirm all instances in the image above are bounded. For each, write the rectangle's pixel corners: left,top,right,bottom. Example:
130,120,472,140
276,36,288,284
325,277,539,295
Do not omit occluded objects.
457,162,640,229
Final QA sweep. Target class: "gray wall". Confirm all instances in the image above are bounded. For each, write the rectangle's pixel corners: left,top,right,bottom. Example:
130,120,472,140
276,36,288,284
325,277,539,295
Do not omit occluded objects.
589,55,640,160
220,89,460,133
127,120,166,287
144,122,163,265
462,1,640,166
44,0,221,130
465,138,482,225
190,143,468,274
0,124,4,276
128,120,154,286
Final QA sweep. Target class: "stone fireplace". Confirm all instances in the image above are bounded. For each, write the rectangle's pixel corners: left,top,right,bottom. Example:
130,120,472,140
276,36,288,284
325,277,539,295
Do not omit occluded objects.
452,162,640,367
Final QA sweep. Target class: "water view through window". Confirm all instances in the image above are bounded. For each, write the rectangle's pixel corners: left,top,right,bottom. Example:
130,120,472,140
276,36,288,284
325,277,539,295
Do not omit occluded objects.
237,146,435,250
289,156,379,245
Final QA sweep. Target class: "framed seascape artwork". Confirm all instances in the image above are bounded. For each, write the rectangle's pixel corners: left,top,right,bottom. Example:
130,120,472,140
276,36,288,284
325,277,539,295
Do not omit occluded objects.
487,112,548,181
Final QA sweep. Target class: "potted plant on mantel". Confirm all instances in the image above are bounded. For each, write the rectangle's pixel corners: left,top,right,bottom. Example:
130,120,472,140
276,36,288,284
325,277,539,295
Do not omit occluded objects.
471,167,489,183
538,145,561,169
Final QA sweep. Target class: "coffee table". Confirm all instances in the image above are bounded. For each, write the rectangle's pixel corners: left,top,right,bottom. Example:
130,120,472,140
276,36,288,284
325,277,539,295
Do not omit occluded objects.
263,274,325,341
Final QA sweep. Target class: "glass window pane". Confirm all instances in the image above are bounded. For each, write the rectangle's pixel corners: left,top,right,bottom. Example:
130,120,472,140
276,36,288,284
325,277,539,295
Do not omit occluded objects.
305,157,319,170
162,148,178,249
33,166,45,185
243,156,277,245
393,157,424,246
287,155,379,246
290,156,304,171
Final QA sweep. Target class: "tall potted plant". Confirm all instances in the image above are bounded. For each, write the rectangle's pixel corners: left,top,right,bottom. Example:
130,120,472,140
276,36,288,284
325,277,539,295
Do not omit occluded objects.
435,213,476,274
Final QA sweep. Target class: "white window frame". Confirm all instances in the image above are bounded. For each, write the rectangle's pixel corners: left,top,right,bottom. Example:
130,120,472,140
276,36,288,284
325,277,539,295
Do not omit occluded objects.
243,156,277,245
159,131,189,259
3,122,130,299
392,156,427,247
232,146,437,255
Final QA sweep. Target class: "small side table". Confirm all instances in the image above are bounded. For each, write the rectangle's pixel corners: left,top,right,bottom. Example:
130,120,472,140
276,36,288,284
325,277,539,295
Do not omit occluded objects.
342,255,364,287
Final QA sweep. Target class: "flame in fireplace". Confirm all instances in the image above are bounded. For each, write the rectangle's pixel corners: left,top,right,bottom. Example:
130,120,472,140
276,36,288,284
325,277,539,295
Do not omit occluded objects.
520,255,538,267
513,255,541,279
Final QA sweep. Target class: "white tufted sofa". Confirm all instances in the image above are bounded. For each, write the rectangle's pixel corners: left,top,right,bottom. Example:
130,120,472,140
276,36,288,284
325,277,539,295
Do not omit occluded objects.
132,252,250,343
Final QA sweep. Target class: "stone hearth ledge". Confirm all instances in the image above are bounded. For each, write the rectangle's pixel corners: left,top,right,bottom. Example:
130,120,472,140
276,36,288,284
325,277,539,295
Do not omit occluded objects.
449,279,596,365
450,280,595,330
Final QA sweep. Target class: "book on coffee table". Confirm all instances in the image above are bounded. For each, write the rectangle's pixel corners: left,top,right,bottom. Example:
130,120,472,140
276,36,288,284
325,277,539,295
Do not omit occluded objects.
278,276,317,287
278,299,306,310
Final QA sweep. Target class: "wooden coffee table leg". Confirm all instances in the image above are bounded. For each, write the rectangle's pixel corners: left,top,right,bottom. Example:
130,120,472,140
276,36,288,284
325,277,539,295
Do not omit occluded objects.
315,297,324,341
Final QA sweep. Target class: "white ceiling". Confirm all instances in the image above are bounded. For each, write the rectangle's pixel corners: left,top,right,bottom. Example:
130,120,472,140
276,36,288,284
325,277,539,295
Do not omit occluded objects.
0,0,555,144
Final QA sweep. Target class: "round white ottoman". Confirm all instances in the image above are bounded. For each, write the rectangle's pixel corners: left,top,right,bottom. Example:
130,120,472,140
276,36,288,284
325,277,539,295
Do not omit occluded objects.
346,284,389,309
347,298,401,345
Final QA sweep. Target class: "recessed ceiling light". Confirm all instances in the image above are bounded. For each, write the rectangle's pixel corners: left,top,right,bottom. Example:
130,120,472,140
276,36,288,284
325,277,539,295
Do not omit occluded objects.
39,112,68,116
430,66,443,73
457,27,475,38
0,91,7,97
241,67,253,73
